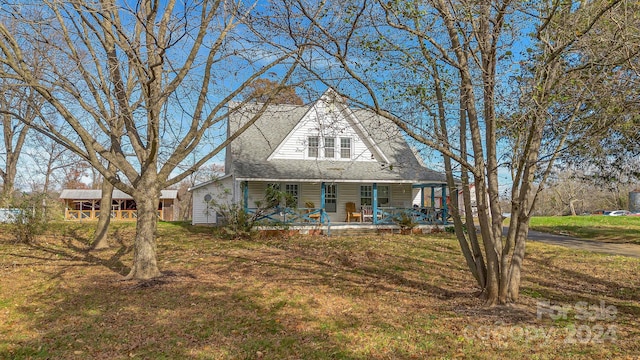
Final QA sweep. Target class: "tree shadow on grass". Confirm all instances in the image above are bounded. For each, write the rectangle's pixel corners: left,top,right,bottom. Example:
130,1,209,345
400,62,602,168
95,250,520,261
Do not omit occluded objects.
6,227,133,277
8,232,636,358
2,276,362,359
212,245,536,325
523,255,640,317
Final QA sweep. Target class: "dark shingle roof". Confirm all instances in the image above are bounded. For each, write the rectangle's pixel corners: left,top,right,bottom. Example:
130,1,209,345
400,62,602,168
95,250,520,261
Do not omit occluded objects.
226,100,447,184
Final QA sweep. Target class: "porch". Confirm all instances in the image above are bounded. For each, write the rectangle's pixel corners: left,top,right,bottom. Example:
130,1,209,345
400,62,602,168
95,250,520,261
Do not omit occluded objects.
253,222,448,237
241,181,452,226
245,205,450,226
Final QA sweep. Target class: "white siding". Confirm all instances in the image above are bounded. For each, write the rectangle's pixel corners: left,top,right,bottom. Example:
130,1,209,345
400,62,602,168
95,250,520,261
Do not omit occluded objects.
390,184,413,208
334,183,359,222
193,179,418,225
246,181,363,223
191,177,234,225
413,188,422,206
246,181,321,209
270,100,376,162
246,182,268,209
300,183,321,207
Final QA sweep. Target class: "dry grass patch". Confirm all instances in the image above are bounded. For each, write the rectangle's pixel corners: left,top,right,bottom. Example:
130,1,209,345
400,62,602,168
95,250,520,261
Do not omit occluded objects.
0,222,638,359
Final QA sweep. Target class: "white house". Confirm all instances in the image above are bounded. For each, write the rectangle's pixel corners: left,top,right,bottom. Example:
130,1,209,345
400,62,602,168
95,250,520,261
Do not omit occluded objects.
189,89,451,226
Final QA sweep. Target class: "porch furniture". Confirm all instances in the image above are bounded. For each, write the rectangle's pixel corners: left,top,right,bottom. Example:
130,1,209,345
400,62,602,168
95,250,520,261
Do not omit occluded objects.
361,205,372,222
345,202,362,222
306,201,321,222
361,205,382,223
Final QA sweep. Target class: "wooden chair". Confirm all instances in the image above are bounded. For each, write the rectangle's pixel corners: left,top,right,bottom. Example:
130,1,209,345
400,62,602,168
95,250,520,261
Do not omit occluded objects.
305,201,321,222
345,202,362,223
361,205,373,222
362,205,383,222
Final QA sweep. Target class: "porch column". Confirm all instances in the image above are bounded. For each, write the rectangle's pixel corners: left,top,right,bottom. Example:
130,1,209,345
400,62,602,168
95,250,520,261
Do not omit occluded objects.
320,182,326,223
420,186,425,208
430,186,435,207
441,184,448,223
372,183,378,225
243,181,249,212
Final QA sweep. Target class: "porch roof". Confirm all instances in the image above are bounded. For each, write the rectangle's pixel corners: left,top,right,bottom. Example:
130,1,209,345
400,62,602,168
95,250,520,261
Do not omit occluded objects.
232,159,447,183
59,189,179,200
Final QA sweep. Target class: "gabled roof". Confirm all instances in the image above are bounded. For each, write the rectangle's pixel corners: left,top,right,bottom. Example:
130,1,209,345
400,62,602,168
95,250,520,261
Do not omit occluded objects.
187,174,233,192
226,92,447,184
59,189,179,200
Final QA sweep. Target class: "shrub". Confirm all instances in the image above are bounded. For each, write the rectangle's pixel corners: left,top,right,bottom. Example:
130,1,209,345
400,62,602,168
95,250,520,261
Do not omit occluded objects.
6,194,49,243
394,212,417,231
208,185,294,239
216,203,258,239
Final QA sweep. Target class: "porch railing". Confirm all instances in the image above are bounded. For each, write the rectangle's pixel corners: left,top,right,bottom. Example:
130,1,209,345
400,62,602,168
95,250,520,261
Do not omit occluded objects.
375,207,449,225
246,206,331,232
64,209,164,221
244,206,448,227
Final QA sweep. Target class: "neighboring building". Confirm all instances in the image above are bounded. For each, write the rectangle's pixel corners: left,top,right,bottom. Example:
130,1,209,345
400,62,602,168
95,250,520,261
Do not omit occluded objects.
59,189,180,221
190,89,450,225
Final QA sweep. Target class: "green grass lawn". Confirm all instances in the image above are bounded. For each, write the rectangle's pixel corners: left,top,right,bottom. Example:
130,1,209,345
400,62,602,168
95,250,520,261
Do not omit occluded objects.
1,221,639,359
528,216,640,244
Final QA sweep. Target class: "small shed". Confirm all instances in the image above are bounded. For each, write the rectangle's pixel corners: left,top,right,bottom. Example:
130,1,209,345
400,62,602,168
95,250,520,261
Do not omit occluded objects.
189,175,235,225
59,189,180,221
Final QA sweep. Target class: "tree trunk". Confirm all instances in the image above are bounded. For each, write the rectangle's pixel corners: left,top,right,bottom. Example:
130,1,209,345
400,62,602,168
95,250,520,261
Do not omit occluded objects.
42,156,54,219
1,176,14,207
1,112,28,207
506,221,529,302
434,65,486,289
124,189,162,280
92,172,114,250
569,200,577,216
458,88,487,290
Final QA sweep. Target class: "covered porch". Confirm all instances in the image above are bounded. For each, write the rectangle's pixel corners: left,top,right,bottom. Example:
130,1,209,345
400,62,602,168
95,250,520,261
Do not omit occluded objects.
240,180,452,226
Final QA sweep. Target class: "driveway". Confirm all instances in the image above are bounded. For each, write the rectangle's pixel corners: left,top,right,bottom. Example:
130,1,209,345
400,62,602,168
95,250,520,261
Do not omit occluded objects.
509,228,640,258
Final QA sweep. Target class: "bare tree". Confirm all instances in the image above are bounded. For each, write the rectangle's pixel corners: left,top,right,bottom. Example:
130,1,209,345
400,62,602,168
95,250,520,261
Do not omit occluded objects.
0,0,305,279
26,132,73,195
268,0,633,305
0,81,41,206
243,78,304,105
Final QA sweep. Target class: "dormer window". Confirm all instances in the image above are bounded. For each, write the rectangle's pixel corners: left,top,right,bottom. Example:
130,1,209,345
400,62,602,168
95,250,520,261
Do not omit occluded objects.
340,137,351,159
324,137,335,158
308,136,319,158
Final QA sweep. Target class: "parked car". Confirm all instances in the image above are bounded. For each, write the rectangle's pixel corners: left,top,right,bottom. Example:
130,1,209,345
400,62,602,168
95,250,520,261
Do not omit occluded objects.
607,210,631,216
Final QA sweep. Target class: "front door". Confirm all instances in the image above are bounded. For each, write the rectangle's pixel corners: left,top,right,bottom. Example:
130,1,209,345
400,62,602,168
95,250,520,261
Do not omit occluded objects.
325,184,337,213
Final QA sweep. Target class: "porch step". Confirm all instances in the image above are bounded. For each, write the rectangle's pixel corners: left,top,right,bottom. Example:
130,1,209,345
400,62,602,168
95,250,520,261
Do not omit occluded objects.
323,227,382,236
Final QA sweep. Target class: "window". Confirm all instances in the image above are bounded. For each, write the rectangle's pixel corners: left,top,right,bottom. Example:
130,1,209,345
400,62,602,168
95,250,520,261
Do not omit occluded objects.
360,185,372,206
360,185,389,206
308,136,319,158
378,185,390,206
324,137,335,158
285,184,299,207
325,184,337,212
340,137,351,159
